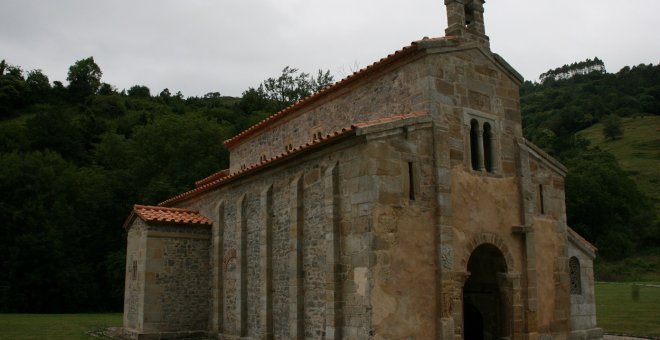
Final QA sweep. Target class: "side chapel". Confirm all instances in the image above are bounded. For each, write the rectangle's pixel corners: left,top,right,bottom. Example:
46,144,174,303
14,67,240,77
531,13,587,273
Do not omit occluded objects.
121,1,603,339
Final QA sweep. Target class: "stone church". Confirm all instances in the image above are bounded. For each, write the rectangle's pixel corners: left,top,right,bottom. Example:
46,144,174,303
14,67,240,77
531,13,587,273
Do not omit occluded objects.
121,1,603,339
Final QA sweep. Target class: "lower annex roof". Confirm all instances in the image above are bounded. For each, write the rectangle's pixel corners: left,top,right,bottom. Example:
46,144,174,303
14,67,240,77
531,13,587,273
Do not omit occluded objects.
122,204,213,229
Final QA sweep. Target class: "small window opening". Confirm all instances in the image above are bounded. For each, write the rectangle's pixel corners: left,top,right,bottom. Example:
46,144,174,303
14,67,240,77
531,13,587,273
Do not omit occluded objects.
483,123,493,172
469,119,479,171
132,260,137,281
538,184,545,215
569,257,582,295
464,4,474,26
408,162,415,201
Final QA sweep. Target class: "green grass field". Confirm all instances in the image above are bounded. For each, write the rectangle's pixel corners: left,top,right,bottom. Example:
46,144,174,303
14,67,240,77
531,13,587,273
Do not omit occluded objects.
0,285,659,339
596,282,660,337
0,313,122,340
578,116,660,216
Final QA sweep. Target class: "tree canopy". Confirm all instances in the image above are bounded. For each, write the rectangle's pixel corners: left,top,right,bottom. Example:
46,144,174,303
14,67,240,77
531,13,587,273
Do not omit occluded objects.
67,57,102,101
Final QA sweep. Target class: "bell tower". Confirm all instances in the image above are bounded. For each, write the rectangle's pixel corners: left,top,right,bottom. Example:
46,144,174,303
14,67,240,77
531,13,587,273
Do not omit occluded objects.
444,0,490,49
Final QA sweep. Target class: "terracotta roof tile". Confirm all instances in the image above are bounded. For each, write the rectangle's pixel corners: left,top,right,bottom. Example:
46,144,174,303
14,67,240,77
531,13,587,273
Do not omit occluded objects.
222,42,422,149
159,125,358,206
122,204,213,229
195,169,230,188
159,112,429,207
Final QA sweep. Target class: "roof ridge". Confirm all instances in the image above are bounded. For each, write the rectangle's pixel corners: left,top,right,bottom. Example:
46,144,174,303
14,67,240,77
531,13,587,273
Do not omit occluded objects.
160,125,358,206
134,204,198,213
222,41,423,149
123,205,213,229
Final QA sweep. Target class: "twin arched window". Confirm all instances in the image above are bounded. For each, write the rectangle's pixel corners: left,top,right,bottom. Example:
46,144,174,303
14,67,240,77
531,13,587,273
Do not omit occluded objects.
469,119,495,173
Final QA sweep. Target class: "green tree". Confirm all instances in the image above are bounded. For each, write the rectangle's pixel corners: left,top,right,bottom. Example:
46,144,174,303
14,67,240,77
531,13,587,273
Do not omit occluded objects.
127,85,151,98
258,66,334,109
563,149,653,259
67,57,102,101
25,69,51,102
0,61,28,115
128,112,231,203
601,113,623,140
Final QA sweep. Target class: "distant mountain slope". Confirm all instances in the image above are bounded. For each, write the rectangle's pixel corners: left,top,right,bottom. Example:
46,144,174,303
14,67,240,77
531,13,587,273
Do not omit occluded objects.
578,116,660,217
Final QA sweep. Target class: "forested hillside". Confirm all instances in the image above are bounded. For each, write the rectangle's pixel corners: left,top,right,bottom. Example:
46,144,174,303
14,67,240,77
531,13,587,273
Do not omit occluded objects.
0,57,331,312
0,56,658,312
521,60,660,262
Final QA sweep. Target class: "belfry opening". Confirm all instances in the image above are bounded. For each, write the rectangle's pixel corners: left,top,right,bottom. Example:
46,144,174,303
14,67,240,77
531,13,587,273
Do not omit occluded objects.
463,244,511,340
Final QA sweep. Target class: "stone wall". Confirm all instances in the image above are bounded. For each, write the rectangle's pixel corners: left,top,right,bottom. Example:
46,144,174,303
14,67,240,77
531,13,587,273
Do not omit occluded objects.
123,220,146,331
123,220,212,336
180,116,432,339
568,242,602,339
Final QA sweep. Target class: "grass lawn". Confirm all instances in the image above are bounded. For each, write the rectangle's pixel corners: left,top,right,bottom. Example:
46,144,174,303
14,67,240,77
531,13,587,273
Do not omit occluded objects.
1,285,660,339
596,282,660,337
0,313,122,340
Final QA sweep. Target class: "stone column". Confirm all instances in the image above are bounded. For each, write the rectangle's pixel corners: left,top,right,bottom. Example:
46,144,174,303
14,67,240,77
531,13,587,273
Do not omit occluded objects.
440,271,470,340
497,272,522,340
476,125,485,171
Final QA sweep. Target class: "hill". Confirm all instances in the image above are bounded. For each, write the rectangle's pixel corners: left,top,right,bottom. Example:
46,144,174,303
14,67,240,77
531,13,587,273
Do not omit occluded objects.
578,116,660,217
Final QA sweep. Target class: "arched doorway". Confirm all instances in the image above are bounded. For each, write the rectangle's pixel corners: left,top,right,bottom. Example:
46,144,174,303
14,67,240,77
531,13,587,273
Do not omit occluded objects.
463,244,510,340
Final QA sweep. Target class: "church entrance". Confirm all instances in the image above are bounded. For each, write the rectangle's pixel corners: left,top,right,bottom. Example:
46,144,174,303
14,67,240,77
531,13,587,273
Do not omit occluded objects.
463,244,511,340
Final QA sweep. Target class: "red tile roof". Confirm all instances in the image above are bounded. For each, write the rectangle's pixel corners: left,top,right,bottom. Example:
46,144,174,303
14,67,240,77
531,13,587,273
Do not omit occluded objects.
195,169,230,188
160,126,357,207
159,112,429,207
122,204,213,229
222,41,424,149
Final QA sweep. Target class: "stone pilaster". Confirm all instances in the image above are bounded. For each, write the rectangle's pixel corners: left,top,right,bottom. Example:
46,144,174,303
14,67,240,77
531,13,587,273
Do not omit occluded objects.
212,202,225,334
323,164,342,339
289,176,304,339
260,186,274,339
238,195,248,337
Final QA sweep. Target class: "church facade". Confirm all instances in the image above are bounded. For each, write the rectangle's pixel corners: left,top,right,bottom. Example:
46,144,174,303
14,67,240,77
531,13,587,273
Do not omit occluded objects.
121,1,602,339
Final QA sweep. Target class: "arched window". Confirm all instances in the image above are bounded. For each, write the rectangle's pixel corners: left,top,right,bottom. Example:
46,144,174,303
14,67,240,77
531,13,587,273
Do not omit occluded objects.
470,119,480,171
464,3,474,26
569,257,582,295
483,122,493,172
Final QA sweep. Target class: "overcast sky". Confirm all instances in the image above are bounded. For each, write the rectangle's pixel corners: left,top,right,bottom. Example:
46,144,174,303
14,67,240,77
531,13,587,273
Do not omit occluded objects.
2,0,659,97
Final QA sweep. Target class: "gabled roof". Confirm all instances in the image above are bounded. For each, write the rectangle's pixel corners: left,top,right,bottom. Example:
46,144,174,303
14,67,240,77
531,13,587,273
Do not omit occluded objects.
122,204,213,229
222,40,427,149
159,112,429,207
568,227,598,258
